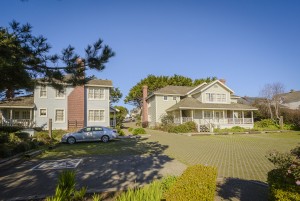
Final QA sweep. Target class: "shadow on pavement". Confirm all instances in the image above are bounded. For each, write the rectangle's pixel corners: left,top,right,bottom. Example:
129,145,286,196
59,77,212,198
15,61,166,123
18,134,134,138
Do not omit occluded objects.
0,139,186,200
216,177,268,201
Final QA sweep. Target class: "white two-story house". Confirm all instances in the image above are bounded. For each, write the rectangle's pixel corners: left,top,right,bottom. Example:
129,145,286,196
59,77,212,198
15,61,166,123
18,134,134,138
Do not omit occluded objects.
0,78,115,130
143,79,257,131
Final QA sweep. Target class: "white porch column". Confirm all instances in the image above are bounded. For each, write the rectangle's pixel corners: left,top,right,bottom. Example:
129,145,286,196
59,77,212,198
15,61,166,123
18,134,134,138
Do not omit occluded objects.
233,110,235,124
10,109,13,126
180,110,183,124
202,110,204,124
191,110,194,122
223,110,225,124
212,110,215,120
242,111,244,124
251,111,254,124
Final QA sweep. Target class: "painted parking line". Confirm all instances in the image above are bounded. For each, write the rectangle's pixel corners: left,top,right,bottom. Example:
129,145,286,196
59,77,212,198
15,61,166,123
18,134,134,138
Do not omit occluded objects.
31,159,82,170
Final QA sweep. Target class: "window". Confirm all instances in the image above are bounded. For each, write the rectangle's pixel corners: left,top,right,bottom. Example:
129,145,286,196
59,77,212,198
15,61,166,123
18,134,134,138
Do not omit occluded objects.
56,88,65,98
88,110,104,121
13,111,20,119
40,85,47,98
205,93,226,103
94,127,103,131
163,96,168,101
88,88,105,100
22,111,30,119
204,111,212,119
40,109,47,117
173,96,177,100
55,109,64,122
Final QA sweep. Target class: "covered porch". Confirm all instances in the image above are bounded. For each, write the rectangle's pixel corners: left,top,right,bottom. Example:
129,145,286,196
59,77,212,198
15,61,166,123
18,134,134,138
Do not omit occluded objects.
172,109,255,129
0,96,35,128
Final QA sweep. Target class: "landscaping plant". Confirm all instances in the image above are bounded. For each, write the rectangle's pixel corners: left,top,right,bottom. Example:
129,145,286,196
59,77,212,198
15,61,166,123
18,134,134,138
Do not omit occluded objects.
267,146,300,200
132,128,146,135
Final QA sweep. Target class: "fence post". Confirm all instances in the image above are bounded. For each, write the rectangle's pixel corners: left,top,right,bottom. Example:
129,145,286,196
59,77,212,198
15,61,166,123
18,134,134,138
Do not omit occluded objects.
48,118,52,139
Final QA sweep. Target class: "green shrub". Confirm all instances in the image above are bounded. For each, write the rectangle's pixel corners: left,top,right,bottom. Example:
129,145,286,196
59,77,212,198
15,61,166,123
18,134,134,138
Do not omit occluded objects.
0,132,9,143
168,121,197,133
13,141,31,153
0,144,12,158
164,164,217,201
0,126,23,133
255,119,279,130
268,169,300,201
118,129,125,136
115,176,176,201
161,114,174,126
35,131,51,144
128,127,133,132
46,170,87,201
132,128,146,135
15,132,30,141
92,193,103,201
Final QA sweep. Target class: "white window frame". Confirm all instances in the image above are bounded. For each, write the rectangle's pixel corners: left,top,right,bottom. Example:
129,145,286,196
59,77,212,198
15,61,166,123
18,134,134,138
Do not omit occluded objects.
205,93,226,103
39,108,47,117
173,96,177,101
88,109,105,122
54,109,65,123
88,88,105,100
55,88,66,99
163,96,168,101
40,85,47,98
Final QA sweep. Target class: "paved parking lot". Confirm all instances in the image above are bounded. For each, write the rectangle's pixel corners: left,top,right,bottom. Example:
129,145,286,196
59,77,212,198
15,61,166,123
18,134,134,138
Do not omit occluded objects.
0,154,186,200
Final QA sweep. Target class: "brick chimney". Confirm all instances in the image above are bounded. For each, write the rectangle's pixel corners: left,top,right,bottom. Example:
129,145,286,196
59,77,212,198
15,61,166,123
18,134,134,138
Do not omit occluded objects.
219,79,226,85
142,85,148,127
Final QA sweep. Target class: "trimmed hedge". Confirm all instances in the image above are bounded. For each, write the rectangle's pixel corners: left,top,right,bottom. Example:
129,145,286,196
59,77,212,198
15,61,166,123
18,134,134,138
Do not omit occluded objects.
164,164,217,201
268,169,300,201
168,121,197,133
0,126,23,133
132,128,146,135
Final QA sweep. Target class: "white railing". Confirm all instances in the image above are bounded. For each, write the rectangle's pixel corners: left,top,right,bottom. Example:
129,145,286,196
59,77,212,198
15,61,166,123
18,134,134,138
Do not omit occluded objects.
1,119,35,128
174,117,253,125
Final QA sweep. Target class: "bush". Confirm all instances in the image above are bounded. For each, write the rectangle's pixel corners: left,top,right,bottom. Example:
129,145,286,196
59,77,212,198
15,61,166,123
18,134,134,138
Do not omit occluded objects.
168,121,197,133
254,119,279,130
13,141,31,153
161,114,174,126
0,126,23,133
15,132,30,141
0,144,12,158
214,126,246,133
0,132,9,143
118,129,125,136
128,127,133,132
132,128,146,135
164,164,217,201
268,169,300,200
115,176,177,201
267,146,300,200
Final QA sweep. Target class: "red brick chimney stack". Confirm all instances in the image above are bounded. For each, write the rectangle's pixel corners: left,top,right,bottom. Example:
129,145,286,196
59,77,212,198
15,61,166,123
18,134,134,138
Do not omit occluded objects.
219,79,226,85
142,85,148,127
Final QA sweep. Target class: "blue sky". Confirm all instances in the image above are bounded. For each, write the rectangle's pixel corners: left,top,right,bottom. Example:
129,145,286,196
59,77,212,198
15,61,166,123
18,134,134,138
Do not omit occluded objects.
2,0,300,110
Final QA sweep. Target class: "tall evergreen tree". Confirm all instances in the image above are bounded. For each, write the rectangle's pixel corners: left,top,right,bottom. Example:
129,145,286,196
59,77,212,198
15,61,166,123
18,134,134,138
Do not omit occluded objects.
0,21,115,99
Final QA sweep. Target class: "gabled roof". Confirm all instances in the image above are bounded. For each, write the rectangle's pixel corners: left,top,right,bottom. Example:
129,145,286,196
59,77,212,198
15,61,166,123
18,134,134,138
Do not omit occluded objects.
166,97,257,112
86,79,113,87
280,91,300,103
196,80,234,94
0,95,35,108
152,85,195,96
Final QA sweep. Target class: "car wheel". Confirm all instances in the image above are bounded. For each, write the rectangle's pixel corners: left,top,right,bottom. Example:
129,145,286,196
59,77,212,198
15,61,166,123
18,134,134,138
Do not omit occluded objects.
67,137,76,144
101,135,109,143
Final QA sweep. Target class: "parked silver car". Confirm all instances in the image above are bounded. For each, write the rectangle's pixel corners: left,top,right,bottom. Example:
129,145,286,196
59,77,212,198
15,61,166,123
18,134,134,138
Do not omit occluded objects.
61,126,118,144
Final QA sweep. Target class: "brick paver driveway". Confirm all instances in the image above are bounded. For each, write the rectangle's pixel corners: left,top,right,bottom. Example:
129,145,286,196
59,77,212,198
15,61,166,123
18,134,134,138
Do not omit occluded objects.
144,129,300,182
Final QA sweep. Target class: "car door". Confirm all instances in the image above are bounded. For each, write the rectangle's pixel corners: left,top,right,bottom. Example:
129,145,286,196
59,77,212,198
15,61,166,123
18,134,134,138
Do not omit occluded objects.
82,127,93,141
92,127,104,140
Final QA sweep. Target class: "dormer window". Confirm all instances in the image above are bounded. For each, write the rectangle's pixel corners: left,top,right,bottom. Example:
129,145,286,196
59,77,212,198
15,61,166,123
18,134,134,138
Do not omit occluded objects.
206,93,226,103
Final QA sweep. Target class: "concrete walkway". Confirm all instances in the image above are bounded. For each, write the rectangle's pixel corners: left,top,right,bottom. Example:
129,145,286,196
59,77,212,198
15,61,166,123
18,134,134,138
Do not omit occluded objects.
0,154,186,201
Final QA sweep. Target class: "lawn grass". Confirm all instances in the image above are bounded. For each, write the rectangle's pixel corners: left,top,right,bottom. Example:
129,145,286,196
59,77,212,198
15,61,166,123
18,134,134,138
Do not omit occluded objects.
145,130,300,182
38,138,168,159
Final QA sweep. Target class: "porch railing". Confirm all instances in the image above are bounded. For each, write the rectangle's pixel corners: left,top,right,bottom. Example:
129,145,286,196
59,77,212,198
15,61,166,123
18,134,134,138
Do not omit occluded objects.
174,118,253,125
1,119,35,128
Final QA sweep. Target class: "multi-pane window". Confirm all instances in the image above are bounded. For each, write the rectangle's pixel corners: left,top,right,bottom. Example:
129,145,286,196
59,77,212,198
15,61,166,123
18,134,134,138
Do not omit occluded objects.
163,96,168,101
55,109,64,122
204,111,212,119
13,111,20,119
56,89,65,98
40,109,47,117
40,85,47,98
22,111,30,119
205,93,226,103
173,96,177,100
88,110,104,121
88,88,105,100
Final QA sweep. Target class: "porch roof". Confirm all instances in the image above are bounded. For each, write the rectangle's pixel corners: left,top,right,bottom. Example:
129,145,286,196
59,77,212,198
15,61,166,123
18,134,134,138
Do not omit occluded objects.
166,97,257,112
0,95,35,108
